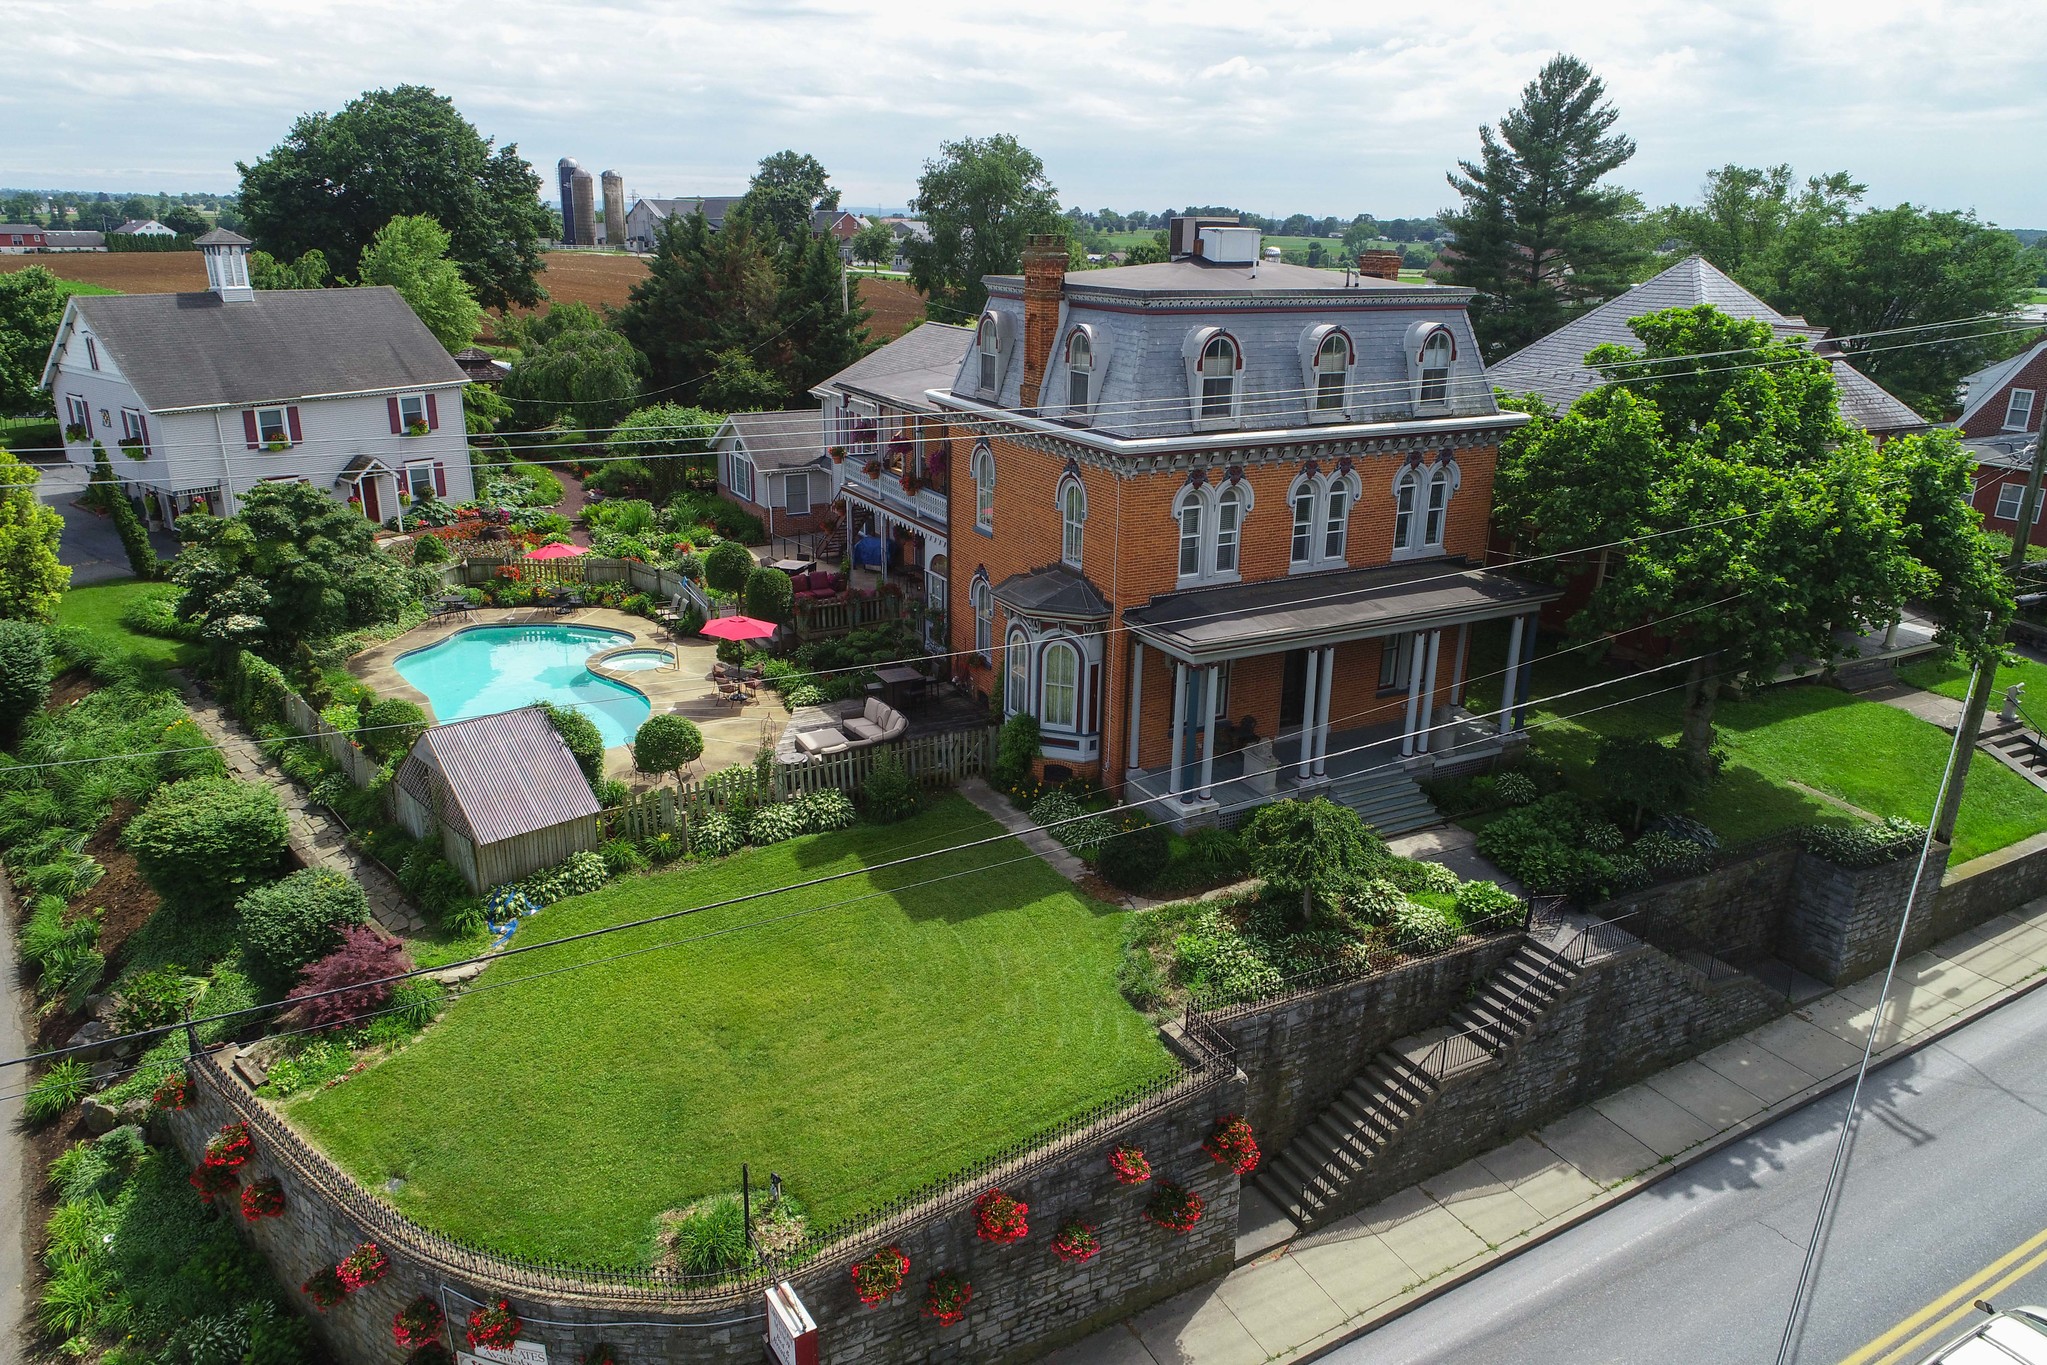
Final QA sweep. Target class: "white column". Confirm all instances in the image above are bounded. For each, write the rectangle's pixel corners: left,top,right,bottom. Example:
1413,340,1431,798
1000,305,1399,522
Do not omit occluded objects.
1169,660,1190,800
1502,615,1525,729
1416,630,1442,754
1511,614,1536,732
1400,634,1427,757
1197,667,1217,801
1125,642,1144,776
1296,647,1321,781
1451,623,1469,705
1311,646,1336,777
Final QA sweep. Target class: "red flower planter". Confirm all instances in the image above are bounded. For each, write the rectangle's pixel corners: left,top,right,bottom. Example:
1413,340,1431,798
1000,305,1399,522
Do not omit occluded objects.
1051,1218,1100,1264
1145,1180,1205,1234
239,1176,286,1221
923,1270,972,1326
204,1121,253,1170
1108,1145,1151,1185
151,1071,189,1112
852,1246,909,1306
302,1266,348,1311
1203,1114,1261,1175
973,1188,1029,1244
189,1164,239,1203
467,1300,523,1351
336,1241,389,1292
393,1294,447,1350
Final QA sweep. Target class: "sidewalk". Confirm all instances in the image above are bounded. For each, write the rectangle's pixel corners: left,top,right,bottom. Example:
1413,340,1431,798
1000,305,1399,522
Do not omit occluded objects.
1049,897,2047,1364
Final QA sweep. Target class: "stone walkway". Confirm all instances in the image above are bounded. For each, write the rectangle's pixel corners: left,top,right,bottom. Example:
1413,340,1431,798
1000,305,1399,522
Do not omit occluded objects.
178,680,428,937
1861,680,1966,730
959,777,1090,883
1048,897,2047,1364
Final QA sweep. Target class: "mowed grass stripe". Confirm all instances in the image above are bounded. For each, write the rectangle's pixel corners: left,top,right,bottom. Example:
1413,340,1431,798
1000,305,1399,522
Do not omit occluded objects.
291,796,1173,1264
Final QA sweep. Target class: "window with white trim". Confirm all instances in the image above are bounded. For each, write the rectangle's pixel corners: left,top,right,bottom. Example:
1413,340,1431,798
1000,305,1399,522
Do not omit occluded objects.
1177,496,1204,577
1041,641,1080,729
1173,479,1253,584
2006,389,2036,432
971,443,995,532
1199,335,1236,419
1215,483,1243,574
1420,330,1453,406
84,337,99,371
1315,332,1350,411
1060,477,1086,568
1291,485,1316,564
784,472,811,516
977,313,1001,393
1066,329,1093,415
398,394,427,430
255,407,289,446
1394,470,1418,547
1378,633,1415,691
1423,467,1449,546
1995,482,2045,524
1006,626,1029,712
1323,482,1349,560
120,408,144,443
65,394,88,436
972,576,993,659
1392,460,1458,556
405,462,436,499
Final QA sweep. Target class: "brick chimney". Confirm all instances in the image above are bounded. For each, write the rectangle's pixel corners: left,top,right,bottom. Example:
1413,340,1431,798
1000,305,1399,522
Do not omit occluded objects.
1356,250,1402,281
1019,234,1068,409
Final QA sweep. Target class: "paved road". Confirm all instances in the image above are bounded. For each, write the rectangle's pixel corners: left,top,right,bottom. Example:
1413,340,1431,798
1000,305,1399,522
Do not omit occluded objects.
1323,983,2047,1365
34,459,179,585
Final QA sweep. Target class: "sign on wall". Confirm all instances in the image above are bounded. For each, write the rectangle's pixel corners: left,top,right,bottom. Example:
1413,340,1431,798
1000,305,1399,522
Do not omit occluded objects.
765,1281,819,1365
459,1343,548,1365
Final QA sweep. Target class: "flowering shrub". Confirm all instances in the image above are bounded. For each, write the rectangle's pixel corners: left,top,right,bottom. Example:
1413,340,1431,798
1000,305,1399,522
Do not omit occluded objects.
1145,1181,1205,1233
467,1300,522,1351
204,1121,253,1170
1051,1218,1100,1264
748,801,806,845
690,809,744,858
1108,1146,1151,1185
793,788,857,833
923,1270,972,1326
1203,1115,1261,1175
851,1245,910,1306
188,1164,239,1203
240,1176,286,1221
336,1241,389,1291
972,1189,1029,1244
393,1294,447,1349
151,1070,189,1111
302,1266,348,1311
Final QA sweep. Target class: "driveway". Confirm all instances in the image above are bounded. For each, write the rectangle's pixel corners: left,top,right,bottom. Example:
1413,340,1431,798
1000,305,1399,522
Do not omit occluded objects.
35,461,181,585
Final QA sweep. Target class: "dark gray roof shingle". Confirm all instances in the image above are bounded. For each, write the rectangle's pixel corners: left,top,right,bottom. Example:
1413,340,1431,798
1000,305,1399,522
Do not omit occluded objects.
723,409,825,472
993,564,1113,621
72,286,466,411
398,707,600,846
818,322,973,412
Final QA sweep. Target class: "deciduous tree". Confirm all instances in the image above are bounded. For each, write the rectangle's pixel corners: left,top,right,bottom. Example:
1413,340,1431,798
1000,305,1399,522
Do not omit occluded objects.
356,215,483,352
501,320,644,432
0,448,68,621
850,219,895,268
734,150,841,247
604,404,721,501
0,266,66,417
906,135,1063,318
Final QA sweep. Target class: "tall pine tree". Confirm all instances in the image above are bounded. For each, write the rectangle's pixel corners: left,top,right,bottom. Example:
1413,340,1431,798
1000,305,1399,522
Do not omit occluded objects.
616,213,779,402
775,232,872,399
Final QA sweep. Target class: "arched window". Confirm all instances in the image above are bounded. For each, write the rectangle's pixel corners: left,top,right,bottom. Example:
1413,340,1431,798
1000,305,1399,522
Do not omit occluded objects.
1394,469,1419,549
1291,482,1317,565
971,443,995,532
1420,330,1454,405
971,575,993,659
1315,332,1351,411
1006,626,1029,712
1323,479,1350,561
1215,483,1243,574
1177,492,1205,578
1065,329,1094,415
1059,476,1087,568
1424,466,1450,546
1041,641,1080,729
1391,460,1457,556
1199,335,1237,419
977,313,1002,392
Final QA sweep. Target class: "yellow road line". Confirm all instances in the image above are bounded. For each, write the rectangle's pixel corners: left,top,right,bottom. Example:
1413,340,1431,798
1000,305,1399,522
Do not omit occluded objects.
1840,1223,2047,1364
1852,1243,2047,1365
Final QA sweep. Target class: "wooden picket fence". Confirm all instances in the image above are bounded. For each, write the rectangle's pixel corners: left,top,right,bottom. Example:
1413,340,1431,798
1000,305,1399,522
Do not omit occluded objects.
279,690,385,792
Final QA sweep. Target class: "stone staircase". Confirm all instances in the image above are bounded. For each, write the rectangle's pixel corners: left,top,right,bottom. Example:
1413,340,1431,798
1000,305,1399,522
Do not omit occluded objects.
1981,720,2047,792
1330,766,1441,837
1252,931,1582,1228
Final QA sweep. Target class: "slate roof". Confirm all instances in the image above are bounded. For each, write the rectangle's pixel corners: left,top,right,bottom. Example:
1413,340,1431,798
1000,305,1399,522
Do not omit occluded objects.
43,230,103,248
1124,560,1561,662
64,287,467,412
720,409,826,472
396,707,600,846
1488,255,1927,434
992,564,1113,621
991,258,1430,298
819,323,973,412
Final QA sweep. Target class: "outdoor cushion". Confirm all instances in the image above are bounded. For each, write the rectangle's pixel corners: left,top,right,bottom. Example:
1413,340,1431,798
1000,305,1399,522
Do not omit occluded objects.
844,717,884,740
865,697,892,726
795,727,850,755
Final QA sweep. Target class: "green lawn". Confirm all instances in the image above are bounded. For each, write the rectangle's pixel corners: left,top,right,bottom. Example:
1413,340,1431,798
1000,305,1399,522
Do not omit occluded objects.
1900,653,2047,722
55,579,198,674
292,796,1172,1264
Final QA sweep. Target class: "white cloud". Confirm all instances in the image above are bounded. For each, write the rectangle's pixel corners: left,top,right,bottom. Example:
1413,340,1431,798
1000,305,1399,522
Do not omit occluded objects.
3,0,2043,223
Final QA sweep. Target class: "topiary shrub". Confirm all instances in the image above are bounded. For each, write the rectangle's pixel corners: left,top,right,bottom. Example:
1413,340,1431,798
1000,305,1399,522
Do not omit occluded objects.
861,749,919,824
0,619,51,746
124,777,290,917
748,802,805,845
792,788,856,833
237,868,371,994
704,540,755,595
1097,817,1171,892
744,566,794,623
633,713,704,784
410,533,450,566
690,809,744,858
992,713,1040,791
1241,798,1387,926
359,697,428,764
538,700,605,790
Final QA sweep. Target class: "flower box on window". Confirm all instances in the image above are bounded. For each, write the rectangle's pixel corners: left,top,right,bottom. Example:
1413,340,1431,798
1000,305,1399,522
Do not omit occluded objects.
265,438,290,452
118,437,146,457
406,421,430,436
63,424,88,442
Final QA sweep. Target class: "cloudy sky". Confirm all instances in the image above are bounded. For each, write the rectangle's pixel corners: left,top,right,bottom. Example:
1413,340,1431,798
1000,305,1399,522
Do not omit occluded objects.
10,0,2043,225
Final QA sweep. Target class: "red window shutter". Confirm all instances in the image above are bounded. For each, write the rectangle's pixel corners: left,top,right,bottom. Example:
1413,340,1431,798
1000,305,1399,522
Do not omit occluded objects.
286,406,302,442
242,410,259,449
388,396,402,434
425,393,440,430
433,462,447,496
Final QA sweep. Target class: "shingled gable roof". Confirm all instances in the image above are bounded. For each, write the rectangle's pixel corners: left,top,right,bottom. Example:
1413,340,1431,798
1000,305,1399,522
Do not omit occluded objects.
816,322,973,412
57,286,466,412
1955,339,2047,429
719,409,826,472
396,707,599,846
1488,255,1927,435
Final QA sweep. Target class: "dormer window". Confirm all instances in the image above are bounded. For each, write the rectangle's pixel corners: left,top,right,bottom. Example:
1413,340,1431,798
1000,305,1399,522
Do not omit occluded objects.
2007,389,2036,432
977,313,1001,393
1199,336,1237,419
1065,330,1093,415
1419,330,1454,406
1315,332,1351,410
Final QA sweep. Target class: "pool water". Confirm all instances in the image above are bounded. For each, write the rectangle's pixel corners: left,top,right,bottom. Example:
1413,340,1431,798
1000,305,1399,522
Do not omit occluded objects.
603,649,678,672
396,625,652,747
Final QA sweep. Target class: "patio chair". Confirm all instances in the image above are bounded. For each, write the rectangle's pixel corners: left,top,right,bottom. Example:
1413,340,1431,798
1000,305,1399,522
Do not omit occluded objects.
655,593,684,625
560,588,585,612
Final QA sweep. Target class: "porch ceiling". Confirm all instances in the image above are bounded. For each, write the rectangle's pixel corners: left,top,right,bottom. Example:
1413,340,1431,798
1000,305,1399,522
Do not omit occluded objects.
1123,558,1561,663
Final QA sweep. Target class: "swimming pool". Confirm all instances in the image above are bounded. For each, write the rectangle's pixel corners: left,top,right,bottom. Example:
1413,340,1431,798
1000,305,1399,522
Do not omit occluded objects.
600,648,678,673
395,625,652,747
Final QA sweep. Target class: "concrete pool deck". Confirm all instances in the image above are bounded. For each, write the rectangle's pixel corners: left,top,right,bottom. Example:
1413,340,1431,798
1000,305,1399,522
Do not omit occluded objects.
348,606,789,781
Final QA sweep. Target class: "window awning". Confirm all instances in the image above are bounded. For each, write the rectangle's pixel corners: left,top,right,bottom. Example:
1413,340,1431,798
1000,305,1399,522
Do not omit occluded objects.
1124,559,1561,663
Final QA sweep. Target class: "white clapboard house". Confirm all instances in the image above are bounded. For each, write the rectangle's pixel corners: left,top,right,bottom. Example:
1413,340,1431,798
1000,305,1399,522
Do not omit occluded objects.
40,229,474,529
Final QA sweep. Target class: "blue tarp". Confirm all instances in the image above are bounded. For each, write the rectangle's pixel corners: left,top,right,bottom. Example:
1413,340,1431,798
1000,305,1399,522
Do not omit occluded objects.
852,535,887,570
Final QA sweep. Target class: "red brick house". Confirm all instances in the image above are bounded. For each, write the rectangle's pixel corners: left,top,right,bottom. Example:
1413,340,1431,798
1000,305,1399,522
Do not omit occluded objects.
1955,340,2047,547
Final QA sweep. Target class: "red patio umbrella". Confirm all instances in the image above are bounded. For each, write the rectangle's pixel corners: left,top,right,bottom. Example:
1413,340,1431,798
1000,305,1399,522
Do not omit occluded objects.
698,614,780,642
524,542,588,560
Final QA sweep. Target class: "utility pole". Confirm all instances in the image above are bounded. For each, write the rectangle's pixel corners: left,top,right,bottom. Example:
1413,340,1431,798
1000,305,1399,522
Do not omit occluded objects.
1935,436,2046,843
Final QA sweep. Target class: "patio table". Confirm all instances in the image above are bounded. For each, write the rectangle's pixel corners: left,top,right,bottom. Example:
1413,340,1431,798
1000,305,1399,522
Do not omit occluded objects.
875,664,926,711
771,558,816,575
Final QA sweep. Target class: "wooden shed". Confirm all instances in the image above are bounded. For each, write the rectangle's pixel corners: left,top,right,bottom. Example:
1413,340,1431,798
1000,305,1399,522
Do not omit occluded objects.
393,708,602,892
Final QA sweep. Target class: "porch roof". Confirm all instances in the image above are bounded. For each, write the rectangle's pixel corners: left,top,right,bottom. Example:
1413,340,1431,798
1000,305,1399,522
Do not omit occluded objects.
1124,559,1561,662
993,564,1111,622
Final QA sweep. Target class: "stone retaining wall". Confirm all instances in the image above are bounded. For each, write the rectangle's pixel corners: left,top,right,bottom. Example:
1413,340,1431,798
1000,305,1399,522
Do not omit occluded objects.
162,1048,1242,1365
1780,849,1951,984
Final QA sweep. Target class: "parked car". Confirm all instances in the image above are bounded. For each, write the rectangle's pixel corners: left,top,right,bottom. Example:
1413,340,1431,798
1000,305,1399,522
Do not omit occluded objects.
1918,1304,2047,1363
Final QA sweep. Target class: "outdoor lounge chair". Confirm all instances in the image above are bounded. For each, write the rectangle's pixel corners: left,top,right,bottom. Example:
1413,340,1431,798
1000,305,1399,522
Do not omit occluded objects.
840,697,908,748
655,593,684,624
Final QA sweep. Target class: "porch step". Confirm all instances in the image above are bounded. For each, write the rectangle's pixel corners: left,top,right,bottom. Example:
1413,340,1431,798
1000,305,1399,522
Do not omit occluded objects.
1981,723,2047,793
1329,768,1440,838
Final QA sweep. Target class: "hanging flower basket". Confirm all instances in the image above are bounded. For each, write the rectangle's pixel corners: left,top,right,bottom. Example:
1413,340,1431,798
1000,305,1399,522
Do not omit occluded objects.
1051,1218,1101,1264
466,1300,523,1351
188,1164,239,1203
151,1070,189,1112
240,1176,286,1221
862,459,883,480
205,1121,253,1170
1144,1180,1205,1234
1203,1114,1261,1175
393,1294,447,1350
972,1188,1029,1244
828,446,847,464
851,1246,909,1306
1107,1146,1151,1185
302,1266,349,1311
923,1270,972,1327
336,1241,389,1292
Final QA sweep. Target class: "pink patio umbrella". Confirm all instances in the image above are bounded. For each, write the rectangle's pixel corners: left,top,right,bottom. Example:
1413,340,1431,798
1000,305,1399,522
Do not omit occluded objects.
523,542,588,560
697,614,780,642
